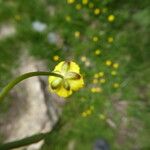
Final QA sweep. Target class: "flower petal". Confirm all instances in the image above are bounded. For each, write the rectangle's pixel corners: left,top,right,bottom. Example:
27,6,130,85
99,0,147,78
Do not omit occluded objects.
68,77,84,91
69,61,80,73
48,76,58,84
54,61,64,72
55,86,72,97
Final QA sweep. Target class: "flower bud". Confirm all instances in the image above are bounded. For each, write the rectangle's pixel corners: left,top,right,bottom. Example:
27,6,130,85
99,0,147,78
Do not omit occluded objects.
51,78,62,89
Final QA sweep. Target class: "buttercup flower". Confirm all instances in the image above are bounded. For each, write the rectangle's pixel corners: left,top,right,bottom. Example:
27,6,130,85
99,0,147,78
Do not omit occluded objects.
82,0,88,5
74,31,80,38
113,63,119,69
53,55,60,61
99,72,104,77
107,37,114,43
49,61,84,97
65,15,72,22
113,83,119,88
108,15,115,22
100,78,106,84
76,4,82,10
105,60,112,66
67,0,75,4
95,49,101,55
80,56,87,62
111,70,117,76
94,8,101,15
92,36,99,42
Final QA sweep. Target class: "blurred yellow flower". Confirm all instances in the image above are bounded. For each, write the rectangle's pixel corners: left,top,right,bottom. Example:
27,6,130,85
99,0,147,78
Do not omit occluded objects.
74,31,80,38
94,8,101,15
107,37,114,43
49,61,84,97
82,0,88,5
111,70,117,76
53,55,60,61
99,72,104,77
81,56,87,62
93,36,99,42
81,111,88,117
76,3,82,10
85,61,91,67
91,87,96,93
93,79,98,84
113,63,119,69
99,114,106,120
94,73,99,78
67,0,75,4
96,87,102,92
105,60,112,66
108,15,115,22
86,109,92,115
91,87,102,93
65,15,72,22
95,49,101,55
81,106,94,117
100,78,106,84
113,83,119,88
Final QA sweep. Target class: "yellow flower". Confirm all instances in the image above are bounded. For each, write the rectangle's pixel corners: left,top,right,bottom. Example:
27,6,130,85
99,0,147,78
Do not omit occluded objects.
93,79,98,84
91,87,102,93
95,87,102,93
93,36,99,42
100,78,106,84
111,70,117,76
107,37,114,43
108,15,115,22
82,0,88,5
99,72,104,77
94,8,101,15
80,56,87,62
85,61,90,67
105,60,112,66
91,87,96,93
99,114,106,120
74,31,80,38
113,83,119,88
53,55,60,61
48,61,84,97
67,0,75,4
113,63,119,69
65,15,72,22
81,111,88,117
76,3,82,10
94,73,99,78
95,49,101,55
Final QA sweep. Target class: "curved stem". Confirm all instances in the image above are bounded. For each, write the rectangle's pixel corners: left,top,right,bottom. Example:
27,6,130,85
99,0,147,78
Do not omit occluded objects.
0,120,63,150
0,71,63,101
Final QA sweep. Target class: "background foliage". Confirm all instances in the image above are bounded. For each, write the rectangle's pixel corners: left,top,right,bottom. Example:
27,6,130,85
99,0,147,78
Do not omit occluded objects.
0,0,150,149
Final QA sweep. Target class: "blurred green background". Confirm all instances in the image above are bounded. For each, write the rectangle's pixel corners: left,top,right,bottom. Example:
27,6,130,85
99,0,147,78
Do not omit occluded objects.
0,0,150,149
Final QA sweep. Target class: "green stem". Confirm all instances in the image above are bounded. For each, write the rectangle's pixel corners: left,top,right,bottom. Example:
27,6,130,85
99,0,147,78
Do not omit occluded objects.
0,71,63,101
0,132,49,150
0,120,63,150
